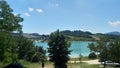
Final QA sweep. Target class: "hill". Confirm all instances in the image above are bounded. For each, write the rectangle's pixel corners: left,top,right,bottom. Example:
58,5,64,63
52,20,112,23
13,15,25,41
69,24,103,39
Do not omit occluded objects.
12,33,49,41
12,30,120,41
61,30,120,41
106,31,120,36
61,30,92,37
61,30,97,41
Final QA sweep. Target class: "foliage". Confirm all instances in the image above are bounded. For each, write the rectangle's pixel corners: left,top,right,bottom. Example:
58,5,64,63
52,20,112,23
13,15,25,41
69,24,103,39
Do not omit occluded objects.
48,30,71,68
109,39,120,63
61,30,92,37
16,36,35,61
79,53,83,62
88,37,120,63
61,30,94,41
88,52,97,59
88,37,107,61
0,0,23,63
88,43,96,52
16,36,46,62
31,53,40,62
94,33,120,41
0,0,47,66
0,0,23,33
0,32,18,63
95,37,113,62
35,46,46,62
31,46,46,62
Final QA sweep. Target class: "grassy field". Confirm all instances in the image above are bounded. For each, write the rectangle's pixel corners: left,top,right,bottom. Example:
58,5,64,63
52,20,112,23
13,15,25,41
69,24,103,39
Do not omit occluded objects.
68,62,113,68
19,60,113,68
0,60,114,68
20,60,54,68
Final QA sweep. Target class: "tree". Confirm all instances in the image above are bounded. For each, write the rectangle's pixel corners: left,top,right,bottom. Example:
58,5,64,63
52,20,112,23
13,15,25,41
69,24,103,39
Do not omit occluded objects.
79,53,82,63
0,32,18,63
88,37,110,60
109,39,120,64
48,30,71,68
0,0,23,33
16,36,46,62
35,46,46,62
88,37,120,67
16,36,35,61
97,37,113,63
0,0,23,63
88,52,97,59
31,46,46,62
88,43,96,52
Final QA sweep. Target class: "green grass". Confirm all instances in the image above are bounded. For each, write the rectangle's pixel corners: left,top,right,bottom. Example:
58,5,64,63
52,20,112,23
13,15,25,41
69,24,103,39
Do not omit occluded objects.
19,60,40,68
0,60,114,68
19,60,54,68
70,56,96,61
0,62,10,67
68,62,114,68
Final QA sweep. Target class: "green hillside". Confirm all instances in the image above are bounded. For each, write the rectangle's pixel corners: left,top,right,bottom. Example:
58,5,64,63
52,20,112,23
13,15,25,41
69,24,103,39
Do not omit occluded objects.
12,30,120,41
62,30,120,41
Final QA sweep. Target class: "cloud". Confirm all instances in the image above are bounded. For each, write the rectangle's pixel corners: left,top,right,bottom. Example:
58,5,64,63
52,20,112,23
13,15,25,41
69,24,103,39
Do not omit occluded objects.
13,13,18,16
108,21,120,27
28,7,34,12
23,13,31,16
36,9,43,13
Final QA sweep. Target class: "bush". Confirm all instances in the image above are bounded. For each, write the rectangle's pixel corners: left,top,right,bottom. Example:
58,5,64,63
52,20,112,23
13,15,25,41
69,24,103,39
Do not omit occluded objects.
31,54,40,62
88,52,97,59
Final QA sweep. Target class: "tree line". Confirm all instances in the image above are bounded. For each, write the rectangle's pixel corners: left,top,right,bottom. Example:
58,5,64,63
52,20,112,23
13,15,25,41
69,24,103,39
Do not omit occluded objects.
0,0,46,64
88,37,120,64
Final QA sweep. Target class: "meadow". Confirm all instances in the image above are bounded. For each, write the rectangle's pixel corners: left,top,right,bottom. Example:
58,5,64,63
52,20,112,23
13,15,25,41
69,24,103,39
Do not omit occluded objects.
18,60,113,68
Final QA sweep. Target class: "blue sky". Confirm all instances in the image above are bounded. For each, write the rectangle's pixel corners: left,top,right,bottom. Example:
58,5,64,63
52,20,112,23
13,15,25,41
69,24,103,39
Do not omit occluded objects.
6,0,120,34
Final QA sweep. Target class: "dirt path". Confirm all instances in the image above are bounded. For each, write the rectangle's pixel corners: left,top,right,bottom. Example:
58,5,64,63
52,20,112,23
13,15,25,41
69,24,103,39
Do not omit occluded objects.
36,59,100,68
82,59,100,64
69,59,100,64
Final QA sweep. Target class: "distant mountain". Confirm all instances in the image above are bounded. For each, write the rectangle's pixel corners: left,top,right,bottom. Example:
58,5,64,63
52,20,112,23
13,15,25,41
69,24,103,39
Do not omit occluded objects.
107,31,120,36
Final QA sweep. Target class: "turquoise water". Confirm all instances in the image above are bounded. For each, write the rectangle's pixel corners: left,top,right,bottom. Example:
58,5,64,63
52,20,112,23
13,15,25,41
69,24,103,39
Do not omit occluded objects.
35,41,93,58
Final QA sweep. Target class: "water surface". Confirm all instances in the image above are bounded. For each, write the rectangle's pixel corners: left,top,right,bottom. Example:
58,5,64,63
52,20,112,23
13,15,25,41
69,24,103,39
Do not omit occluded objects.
35,41,93,58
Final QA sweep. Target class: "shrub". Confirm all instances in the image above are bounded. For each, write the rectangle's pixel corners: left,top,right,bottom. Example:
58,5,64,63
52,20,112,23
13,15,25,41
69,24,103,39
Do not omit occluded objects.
31,54,40,62
88,52,97,59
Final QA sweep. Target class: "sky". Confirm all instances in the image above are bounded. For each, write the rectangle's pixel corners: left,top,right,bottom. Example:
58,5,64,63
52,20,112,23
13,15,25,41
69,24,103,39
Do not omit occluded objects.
5,0,120,34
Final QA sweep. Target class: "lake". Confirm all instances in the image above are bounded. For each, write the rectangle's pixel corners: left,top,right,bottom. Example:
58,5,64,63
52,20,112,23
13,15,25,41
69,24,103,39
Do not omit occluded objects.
34,41,93,58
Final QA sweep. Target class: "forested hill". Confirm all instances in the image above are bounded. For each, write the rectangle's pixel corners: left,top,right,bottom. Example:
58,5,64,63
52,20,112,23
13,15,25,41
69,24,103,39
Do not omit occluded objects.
61,30,95,41
12,30,120,41
61,30,92,37
61,30,120,41
12,33,49,41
